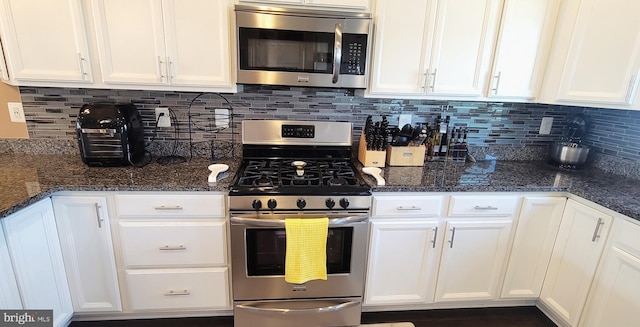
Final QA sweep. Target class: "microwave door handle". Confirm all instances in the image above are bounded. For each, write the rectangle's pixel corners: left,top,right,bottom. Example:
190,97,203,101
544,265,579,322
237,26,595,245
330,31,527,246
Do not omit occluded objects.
332,22,343,84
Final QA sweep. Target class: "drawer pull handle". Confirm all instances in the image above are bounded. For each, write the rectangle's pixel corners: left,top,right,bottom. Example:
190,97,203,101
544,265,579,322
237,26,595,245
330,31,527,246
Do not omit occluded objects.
397,206,422,211
154,205,184,210
591,218,605,242
164,290,190,296
473,206,498,210
159,245,186,251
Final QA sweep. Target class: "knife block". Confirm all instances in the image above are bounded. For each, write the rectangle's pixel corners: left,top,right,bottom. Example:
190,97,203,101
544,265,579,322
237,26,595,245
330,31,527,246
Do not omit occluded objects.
358,133,386,167
386,144,426,166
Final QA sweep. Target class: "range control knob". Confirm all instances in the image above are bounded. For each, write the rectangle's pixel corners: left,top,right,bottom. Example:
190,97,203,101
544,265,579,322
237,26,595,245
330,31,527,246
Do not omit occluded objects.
251,199,262,210
325,198,336,209
296,198,307,209
339,198,350,209
267,199,278,210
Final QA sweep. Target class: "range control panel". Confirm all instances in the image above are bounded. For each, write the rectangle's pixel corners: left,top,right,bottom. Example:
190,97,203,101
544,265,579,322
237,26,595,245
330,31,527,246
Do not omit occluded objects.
282,124,315,138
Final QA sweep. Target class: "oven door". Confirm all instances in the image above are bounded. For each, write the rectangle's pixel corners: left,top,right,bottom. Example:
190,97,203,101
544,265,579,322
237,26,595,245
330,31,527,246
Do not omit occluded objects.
230,212,369,301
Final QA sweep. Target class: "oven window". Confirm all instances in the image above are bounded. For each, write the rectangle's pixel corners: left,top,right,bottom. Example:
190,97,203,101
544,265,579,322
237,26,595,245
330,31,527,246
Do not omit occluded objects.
245,227,353,276
239,28,334,74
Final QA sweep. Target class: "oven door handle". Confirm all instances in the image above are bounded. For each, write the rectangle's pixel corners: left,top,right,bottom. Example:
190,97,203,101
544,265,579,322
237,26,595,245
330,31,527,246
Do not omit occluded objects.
236,299,360,314
230,215,368,227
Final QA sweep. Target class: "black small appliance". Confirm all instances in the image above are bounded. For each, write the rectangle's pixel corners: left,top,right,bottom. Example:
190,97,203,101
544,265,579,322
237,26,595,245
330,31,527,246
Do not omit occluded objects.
76,103,145,166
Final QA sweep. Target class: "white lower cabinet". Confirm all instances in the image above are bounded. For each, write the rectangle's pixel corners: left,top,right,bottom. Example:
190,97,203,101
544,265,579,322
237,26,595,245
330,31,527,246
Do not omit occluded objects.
114,192,231,312
365,219,441,305
501,197,566,299
52,195,122,313
579,218,640,327
365,194,517,306
434,218,513,302
539,199,613,327
0,223,22,309
364,193,445,306
2,198,73,327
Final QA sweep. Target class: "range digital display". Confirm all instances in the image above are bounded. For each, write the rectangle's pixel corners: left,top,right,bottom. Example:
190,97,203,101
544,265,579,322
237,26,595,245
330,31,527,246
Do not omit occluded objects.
282,125,315,138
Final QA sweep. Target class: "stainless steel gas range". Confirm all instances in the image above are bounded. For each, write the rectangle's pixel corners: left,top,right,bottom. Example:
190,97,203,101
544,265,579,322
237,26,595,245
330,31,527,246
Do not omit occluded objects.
229,120,371,327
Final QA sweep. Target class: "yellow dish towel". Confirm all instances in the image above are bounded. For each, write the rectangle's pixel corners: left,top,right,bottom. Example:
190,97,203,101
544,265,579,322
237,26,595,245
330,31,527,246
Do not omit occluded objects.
285,217,329,284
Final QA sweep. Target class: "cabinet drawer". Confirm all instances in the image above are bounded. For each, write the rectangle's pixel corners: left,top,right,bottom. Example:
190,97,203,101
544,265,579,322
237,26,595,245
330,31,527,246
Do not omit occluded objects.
119,221,226,267
372,195,444,217
448,195,519,216
126,267,230,311
114,194,225,218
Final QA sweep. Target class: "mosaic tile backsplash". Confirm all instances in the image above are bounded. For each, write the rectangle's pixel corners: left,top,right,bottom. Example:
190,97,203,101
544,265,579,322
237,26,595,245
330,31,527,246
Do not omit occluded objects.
7,85,640,169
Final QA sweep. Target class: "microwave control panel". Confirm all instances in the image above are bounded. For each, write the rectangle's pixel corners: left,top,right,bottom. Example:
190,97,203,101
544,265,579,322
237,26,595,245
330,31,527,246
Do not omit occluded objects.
341,34,368,75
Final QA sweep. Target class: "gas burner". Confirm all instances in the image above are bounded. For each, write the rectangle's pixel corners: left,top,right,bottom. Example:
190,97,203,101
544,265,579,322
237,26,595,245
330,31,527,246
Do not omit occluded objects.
254,174,274,186
327,177,348,186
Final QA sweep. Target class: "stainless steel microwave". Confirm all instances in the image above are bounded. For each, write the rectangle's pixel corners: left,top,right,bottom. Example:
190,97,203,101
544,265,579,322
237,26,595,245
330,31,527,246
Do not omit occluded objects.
235,5,372,88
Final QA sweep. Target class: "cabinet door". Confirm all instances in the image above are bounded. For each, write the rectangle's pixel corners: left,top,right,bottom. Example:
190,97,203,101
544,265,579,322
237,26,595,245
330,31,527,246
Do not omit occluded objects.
161,0,233,87
0,0,91,82
427,0,502,96
556,0,640,105
368,0,436,95
91,0,167,85
434,218,512,302
488,0,559,99
501,197,566,299
53,195,122,313
365,219,441,305
0,41,9,81
580,219,640,327
2,198,73,327
539,199,612,327
0,223,22,309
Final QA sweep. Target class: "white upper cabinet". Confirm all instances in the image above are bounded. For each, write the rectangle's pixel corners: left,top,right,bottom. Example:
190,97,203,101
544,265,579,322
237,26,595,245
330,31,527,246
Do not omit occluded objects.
0,0,92,83
91,0,166,85
541,0,640,108
0,42,9,81
368,0,502,98
488,0,559,99
367,0,435,95
427,0,502,97
237,0,370,11
91,0,234,90
369,0,558,101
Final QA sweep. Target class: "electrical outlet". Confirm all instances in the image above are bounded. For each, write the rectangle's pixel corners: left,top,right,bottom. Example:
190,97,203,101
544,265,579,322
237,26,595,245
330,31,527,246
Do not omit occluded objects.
7,102,25,123
214,108,229,128
398,114,412,127
155,108,171,127
539,117,553,135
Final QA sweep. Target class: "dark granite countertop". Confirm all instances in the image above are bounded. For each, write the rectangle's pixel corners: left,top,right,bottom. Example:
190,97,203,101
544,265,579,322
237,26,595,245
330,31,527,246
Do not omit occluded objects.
1,153,639,221
0,154,240,218
363,160,640,220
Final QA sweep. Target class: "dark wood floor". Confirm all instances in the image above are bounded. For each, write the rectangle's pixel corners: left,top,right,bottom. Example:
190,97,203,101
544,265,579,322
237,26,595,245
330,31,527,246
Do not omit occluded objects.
70,306,557,327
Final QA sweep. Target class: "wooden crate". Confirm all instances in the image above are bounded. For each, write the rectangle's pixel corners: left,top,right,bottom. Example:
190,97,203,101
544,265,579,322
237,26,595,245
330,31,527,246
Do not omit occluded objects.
386,145,426,166
357,134,386,167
